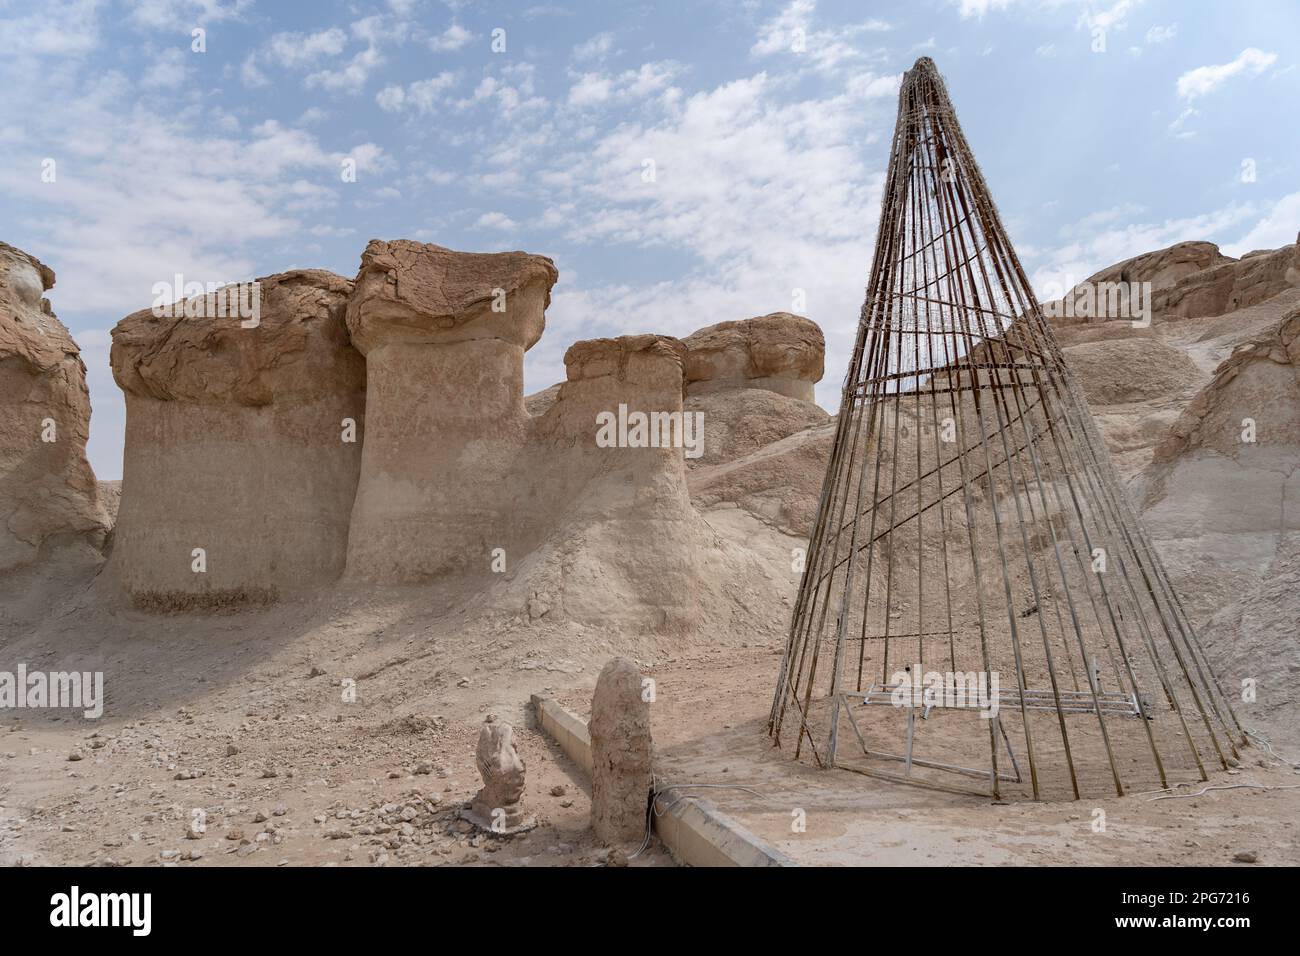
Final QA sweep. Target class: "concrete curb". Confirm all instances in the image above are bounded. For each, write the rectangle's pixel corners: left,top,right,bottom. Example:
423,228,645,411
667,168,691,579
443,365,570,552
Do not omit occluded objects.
532,693,592,776
530,694,797,867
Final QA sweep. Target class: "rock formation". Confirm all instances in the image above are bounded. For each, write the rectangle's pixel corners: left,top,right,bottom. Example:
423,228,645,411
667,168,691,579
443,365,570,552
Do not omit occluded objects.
589,657,653,845
109,270,364,607
681,312,824,402
1159,239,1300,319
0,242,106,570
517,334,709,631
1052,238,1300,331
344,239,558,581
463,719,534,833
669,313,830,532
1138,305,1300,737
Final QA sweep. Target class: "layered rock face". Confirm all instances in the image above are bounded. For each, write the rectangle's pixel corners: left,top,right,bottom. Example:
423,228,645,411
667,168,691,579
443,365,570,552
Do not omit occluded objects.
523,335,705,628
0,243,106,570
1053,238,1300,333
110,270,364,607
1139,306,1300,737
344,240,557,581
681,312,824,402
1160,240,1300,319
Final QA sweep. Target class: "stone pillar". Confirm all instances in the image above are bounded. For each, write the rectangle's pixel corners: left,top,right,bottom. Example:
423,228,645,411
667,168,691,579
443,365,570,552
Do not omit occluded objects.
526,335,705,631
343,239,558,582
590,657,654,845
0,242,107,570
109,270,364,607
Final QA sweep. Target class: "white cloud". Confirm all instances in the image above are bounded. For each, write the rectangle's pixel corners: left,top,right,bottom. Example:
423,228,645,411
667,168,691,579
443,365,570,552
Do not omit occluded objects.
953,0,1014,18
475,211,519,230
1166,106,1198,137
568,72,612,107
846,72,902,99
430,23,473,52
125,0,251,31
1222,191,1300,257
1177,47,1277,100
567,62,683,108
1145,23,1176,44
265,28,348,69
573,32,615,62
376,72,458,114
376,85,405,111
1077,0,1137,35
451,65,547,116
305,45,384,94
525,70,891,408
752,0,890,76
0,66,386,321
1027,202,1261,297
0,0,101,57
141,48,190,89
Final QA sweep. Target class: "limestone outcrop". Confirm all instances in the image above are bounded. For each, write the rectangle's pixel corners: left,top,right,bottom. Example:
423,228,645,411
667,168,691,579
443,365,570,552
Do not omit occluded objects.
681,312,824,402
505,334,708,631
0,242,106,570
1137,305,1300,737
1155,305,1300,461
590,657,653,845
110,270,364,607
1080,240,1230,294
1159,240,1300,320
344,239,558,581
1052,238,1300,330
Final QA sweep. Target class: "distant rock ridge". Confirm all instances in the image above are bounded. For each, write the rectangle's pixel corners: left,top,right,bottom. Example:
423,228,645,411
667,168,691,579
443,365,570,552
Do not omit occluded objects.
1049,236,1300,328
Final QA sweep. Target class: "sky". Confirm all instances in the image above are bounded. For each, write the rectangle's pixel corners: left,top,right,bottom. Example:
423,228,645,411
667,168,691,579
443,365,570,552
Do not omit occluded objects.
1,0,1297,480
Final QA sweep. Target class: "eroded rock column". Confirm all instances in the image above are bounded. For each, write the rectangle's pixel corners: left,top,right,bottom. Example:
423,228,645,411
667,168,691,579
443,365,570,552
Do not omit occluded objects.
524,334,706,631
109,270,364,607
590,657,654,845
0,242,107,569
343,239,558,581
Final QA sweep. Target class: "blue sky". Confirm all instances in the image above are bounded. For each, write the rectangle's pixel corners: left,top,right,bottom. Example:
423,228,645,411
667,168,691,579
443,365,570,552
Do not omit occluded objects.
1,0,1297,479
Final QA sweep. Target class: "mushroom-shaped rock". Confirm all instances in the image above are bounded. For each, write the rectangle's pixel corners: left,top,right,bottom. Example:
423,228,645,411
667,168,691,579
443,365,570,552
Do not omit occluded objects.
109,270,364,607
590,657,654,846
681,312,824,402
462,720,535,833
343,239,558,582
0,242,107,569
523,334,706,631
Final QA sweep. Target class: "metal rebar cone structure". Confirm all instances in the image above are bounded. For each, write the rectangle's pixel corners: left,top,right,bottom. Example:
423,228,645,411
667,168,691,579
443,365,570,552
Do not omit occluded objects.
769,57,1243,800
